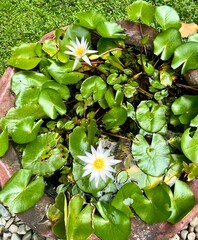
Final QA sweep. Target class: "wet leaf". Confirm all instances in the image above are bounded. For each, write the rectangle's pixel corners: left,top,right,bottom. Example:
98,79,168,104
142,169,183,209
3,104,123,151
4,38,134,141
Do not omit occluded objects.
154,28,182,60
136,100,167,132
22,132,68,176
96,22,125,39
132,134,170,176
155,6,181,30
171,42,198,74
38,88,66,119
181,127,198,163
0,128,9,157
94,201,131,240
126,1,155,26
12,117,43,144
0,169,45,213
8,43,42,70
167,180,195,223
171,95,198,124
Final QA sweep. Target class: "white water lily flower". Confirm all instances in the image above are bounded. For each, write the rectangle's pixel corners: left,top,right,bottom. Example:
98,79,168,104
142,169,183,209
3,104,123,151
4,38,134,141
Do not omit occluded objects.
77,142,121,188
64,36,98,70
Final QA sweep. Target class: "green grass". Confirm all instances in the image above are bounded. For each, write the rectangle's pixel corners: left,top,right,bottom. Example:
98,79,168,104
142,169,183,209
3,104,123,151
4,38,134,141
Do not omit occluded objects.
0,0,197,75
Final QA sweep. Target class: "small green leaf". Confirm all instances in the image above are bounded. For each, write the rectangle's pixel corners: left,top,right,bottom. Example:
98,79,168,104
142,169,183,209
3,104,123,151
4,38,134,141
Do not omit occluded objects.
76,11,106,29
183,162,198,181
188,33,198,43
171,95,198,124
136,100,167,132
126,1,155,26
42,39,58,56
112,182,142,217
102,106,127,130
9,43,42,70
15,86,40,106
96,22,125,39
131,183,171,223
155,6,181,30
80,76,107,101
171,42,198,74
191,114,198,127
12,117,43,144
94,201,131,240
22,132,68,176
154,28,182,60
0,169,45,213
181,127,198,163
66,195,94,240
132,134,170,176
38,88,66,119
11,71,49,95
0,128,9,157
167,180,195,223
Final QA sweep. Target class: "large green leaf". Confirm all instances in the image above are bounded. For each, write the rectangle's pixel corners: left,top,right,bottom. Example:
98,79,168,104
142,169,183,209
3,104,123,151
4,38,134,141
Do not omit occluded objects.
131,183,171,223
126,1,155,26
111,182,142,217
96,22,125,39
181,127,198,163
136,100,167,132
171,42,198,74
38,88,66,119
132,134,170,176
155,6,181,30
102,106,127,130
154,28,182,60
11,71,49,95
15,86,40,106
47,60,84,84
167,180,195,223
0,128,9,157
66,195,94,240
94,202,131,240
22,132,68,176
8,43,42,70
0,104,45,134
76,11,106,29
171,95,198,124
80,76,107,101
0,169,45,213
12,117,43,144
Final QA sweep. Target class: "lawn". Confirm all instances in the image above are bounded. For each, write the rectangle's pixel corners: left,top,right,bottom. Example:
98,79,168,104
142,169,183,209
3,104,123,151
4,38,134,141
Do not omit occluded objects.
0,0,197,76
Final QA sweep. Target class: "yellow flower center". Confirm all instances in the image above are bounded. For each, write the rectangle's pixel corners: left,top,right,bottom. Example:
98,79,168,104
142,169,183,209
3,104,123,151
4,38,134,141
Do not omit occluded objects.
74,46,85,57
93,158,105,170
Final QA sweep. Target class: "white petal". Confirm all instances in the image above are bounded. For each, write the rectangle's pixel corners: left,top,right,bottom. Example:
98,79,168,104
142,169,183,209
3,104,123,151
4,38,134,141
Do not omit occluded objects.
77,155,90,162
104,170,114,180
108,159,122,165
100,171,107,182
82,169,92,177
76,37,81,46
86,49,98,54
72,57,80,71
82,55,92,66
105,165,116,172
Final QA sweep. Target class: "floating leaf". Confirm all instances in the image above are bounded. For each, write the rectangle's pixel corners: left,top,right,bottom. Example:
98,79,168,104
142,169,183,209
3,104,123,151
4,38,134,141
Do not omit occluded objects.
66,195,94,240
131,183,171,223
22,132,68,176
112,182,141,217
0,169,45,213
171,95,198,124
76,11,106,29
102,106,127,130
155,6,181,30
167,180,195,223
15,86,40,106
80,76,107,101
136,100,167,132
12,117,43,144
11,71,49,95
94,201,131,240
171,42,198,74
0,128,9,157
181,127,198,163
38,88,66,119
132,134,170,176
8,43,42,70
96,22,125,39
42,39,58,56
126,1,155,26
154,28,182,60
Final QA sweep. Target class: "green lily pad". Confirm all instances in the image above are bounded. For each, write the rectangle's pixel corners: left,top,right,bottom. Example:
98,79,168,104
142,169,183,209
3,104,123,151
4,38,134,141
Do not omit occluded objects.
96,22,125,39
0,169,45,213
132,134,171,176
22,132,68,176
0,128,9,157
